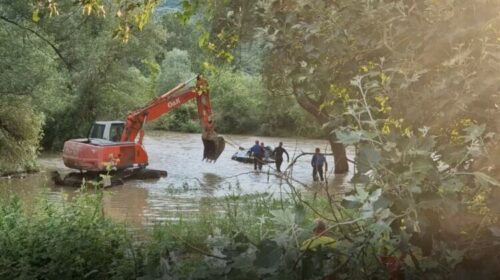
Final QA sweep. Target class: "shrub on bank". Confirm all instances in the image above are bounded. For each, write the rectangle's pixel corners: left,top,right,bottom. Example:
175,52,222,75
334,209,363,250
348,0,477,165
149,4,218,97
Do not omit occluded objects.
0,190,342,279
4,183,499,279
0,96,43,176
0,194,139,279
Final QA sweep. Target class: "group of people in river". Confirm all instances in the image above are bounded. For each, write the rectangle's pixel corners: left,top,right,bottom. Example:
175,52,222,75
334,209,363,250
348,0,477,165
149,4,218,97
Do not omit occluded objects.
249,140,289,172
248,140,328,182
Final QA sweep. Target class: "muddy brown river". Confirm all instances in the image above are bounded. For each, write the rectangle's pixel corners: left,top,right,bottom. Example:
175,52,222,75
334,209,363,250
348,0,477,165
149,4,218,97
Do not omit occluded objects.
0,131,354,226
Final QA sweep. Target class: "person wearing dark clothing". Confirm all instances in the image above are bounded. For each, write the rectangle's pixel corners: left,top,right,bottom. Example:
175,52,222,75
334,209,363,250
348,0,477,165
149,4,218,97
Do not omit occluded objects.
258,142,267,170
249,140,264,171
311,148,328,181
273,142,289,172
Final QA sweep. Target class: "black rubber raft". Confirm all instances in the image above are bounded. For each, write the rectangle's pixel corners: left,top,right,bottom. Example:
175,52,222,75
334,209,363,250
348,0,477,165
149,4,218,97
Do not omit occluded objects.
231,146,275,164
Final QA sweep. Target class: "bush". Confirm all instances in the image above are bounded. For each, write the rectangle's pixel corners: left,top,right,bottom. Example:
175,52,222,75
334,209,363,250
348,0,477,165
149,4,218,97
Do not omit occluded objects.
0,96,44,175
149,49,200,132
208,69,263,134
96,66,151,120
156,48,196,94
0,193,139,279
150,102,202,133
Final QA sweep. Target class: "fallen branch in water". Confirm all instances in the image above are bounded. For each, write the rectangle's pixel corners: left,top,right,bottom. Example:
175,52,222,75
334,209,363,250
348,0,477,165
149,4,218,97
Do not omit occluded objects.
284,152,355,173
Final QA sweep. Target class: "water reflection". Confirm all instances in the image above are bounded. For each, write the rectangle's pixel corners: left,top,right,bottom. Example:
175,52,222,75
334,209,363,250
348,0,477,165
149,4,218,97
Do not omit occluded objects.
202,173,224,188
103,185,148,225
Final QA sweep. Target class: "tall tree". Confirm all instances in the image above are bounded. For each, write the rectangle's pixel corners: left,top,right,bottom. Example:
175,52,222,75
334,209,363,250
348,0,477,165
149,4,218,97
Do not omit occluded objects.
182,0,500,174
178,0,351,173
0,0,165,150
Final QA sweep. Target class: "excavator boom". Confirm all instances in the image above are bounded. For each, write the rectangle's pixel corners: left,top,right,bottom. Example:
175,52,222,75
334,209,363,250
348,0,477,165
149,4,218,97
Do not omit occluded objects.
61,75,225,179
121,75,225,162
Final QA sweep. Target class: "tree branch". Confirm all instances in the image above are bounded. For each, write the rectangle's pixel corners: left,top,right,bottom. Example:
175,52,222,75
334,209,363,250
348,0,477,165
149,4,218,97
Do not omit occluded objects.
292,83,329,124
0,15,70,69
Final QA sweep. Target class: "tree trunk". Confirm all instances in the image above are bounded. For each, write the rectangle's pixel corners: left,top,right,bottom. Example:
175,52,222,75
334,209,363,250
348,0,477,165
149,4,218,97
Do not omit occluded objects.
292,85,349,174
329,137,349,174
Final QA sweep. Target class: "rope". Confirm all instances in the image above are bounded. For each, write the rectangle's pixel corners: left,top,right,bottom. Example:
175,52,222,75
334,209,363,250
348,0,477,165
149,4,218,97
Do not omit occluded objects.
222,135,245,150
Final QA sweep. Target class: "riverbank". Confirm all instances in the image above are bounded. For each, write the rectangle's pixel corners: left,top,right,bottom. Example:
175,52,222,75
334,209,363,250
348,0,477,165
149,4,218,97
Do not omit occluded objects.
0,165,39,178
0,187,340,279
2,170,499,279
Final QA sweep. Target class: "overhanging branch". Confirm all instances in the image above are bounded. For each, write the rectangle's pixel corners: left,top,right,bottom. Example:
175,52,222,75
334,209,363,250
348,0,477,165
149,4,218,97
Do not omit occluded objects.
0,15,70,69
292,83,329,124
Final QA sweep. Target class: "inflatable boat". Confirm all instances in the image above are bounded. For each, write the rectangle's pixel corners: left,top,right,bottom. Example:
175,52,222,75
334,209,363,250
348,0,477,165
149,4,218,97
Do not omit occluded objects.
231,146,275,164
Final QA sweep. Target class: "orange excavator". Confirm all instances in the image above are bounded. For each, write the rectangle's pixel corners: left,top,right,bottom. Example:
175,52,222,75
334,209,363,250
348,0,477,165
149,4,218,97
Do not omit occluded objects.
53,75,225,187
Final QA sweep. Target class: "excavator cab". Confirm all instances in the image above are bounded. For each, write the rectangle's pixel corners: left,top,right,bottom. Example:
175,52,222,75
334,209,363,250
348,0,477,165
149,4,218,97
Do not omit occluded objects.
88,121,125,142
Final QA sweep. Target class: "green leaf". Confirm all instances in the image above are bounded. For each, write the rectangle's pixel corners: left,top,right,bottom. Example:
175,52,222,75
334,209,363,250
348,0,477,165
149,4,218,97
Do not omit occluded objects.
369,188,382,202
270,209,295,226
198,32,209,48
441,177,464,193
446,249,465,267
294,204,305,225
344,188,369,203
357,145,381,172
350,173,370,184
341,199,362,209
462,124,486,142
409,185,422,193
254,240,281,269
336,130,363,145
32,9,40,23
373,194,392,211
473,172,500,187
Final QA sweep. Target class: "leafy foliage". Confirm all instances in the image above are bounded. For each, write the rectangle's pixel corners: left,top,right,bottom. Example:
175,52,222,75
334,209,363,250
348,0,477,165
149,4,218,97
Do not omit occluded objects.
0,96,44,175
207,69,263,134
0,194,139,279
330,73,500,277
0,21,66,174
157,48,195,94
1,0,165,152
174,0,500,277
1,0,319,174
0,190,354,280
31,0,160,42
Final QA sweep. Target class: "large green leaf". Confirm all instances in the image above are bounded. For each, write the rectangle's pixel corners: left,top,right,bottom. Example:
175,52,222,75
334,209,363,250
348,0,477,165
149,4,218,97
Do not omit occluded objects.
254,240,282,270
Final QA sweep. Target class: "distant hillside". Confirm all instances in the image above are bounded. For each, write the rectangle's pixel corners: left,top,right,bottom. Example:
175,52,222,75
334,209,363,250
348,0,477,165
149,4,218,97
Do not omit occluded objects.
156,0,182,14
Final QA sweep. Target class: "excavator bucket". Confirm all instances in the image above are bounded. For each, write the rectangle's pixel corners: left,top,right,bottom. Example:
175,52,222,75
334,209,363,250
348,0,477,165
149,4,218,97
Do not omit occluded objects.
202,136,225,162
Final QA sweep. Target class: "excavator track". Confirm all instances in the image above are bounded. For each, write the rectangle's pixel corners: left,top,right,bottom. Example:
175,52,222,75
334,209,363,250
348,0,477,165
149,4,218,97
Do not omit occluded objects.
51,168,168,188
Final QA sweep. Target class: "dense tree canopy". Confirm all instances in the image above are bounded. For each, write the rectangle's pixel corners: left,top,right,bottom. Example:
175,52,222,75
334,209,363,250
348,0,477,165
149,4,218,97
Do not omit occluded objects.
0,0,164,172
0,0,321,174
187,0,500,173
174,0,500,277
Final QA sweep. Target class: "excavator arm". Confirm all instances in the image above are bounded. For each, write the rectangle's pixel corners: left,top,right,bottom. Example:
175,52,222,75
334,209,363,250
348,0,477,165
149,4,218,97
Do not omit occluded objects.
121,75,225,161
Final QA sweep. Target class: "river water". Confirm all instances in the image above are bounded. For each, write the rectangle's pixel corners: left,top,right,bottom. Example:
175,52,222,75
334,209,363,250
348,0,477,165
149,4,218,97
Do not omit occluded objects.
0,131,354,226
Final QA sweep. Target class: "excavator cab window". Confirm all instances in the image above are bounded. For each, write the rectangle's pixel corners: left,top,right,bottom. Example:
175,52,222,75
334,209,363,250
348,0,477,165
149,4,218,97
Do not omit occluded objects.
89,124,105,139
110,123,124,142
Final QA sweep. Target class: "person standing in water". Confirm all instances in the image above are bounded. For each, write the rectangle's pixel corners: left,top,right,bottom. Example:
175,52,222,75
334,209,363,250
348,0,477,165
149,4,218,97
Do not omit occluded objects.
311,148,328,181
273,142,289,172
260,142,269,164
249,140,263,171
